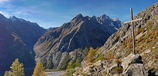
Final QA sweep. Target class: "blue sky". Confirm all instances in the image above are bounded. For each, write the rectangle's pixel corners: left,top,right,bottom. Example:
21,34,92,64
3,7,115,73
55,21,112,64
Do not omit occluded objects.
0,0,157,28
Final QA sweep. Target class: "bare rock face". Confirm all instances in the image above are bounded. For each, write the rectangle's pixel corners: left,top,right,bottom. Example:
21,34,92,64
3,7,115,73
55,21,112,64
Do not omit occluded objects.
122,54,148,76
74,60,107,76
125,64,147,76
122,53,143,71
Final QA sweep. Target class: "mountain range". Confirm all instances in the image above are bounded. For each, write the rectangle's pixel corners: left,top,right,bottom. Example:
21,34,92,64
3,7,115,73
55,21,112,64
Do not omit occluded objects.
34,14,122,69
0,14,46,75
1,1,158,76
0,12,121,75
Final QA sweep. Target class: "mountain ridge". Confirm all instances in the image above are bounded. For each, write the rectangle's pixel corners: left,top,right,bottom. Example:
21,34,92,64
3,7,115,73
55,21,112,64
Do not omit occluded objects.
34,14,122,69
0,14,46,75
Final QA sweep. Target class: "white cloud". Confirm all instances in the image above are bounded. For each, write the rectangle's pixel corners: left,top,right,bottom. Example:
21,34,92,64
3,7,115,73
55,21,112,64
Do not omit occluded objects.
0,0,9,1
0,0,9,3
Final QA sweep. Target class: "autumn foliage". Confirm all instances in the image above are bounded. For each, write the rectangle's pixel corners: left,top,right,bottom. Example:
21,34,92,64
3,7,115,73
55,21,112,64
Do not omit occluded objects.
4,58,24,76
32,63,46,76
86,48,97,63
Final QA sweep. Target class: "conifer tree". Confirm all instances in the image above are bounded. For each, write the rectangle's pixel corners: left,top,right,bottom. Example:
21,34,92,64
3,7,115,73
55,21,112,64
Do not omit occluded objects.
4,58,24,76
32,63,46,76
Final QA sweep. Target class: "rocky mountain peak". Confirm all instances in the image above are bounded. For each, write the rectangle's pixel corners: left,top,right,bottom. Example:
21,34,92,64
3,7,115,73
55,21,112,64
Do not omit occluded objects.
99,14,110,20
112,18,120,21
9,16,31,23
9,16,18,21
71,14,84,23
91,15,96,19
75,14,83,18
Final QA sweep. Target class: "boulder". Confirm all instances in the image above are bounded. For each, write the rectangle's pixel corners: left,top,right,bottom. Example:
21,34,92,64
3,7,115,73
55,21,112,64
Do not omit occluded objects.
122,53,148,76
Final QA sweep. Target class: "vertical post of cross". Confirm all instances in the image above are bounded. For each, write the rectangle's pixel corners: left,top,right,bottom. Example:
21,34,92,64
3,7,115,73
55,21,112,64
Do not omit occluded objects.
124,8,142,54
130,8,136,54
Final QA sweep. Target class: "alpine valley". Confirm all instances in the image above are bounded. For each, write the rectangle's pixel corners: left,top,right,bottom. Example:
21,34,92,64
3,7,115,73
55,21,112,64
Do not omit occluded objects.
0,1,158,76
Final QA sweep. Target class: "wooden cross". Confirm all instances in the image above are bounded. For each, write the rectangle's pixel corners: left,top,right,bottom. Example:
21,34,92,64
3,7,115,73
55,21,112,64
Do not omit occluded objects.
124,8,142,54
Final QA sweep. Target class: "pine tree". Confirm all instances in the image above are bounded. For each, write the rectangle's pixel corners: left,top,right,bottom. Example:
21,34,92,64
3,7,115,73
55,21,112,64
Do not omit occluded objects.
32,63,46,76
4,58,24,76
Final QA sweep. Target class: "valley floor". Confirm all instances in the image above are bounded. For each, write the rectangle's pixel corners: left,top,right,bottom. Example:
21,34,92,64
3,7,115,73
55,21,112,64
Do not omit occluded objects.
45,71,65,76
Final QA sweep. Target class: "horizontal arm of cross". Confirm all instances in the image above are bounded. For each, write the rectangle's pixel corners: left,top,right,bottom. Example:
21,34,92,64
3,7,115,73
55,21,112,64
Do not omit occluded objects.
123,18,142,24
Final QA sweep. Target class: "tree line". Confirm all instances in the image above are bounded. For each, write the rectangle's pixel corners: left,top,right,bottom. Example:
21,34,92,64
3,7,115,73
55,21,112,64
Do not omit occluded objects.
4,58,46,76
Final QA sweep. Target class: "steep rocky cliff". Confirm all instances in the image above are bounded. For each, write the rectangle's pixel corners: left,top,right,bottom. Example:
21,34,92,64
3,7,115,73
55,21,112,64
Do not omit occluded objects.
71,2,158,76
34,14,121,70
0,14,46,75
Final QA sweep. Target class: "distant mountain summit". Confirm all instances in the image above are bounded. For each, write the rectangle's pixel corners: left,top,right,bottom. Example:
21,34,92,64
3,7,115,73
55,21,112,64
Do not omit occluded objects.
34,14,122,69
0,14,46,75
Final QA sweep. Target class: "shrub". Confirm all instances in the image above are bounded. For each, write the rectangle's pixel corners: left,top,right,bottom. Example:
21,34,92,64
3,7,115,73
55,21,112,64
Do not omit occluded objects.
74,58,82,67
105,50,113,59
103,71,107,75
67,61,75,69
67,58,82,69
95,53,105,62
62,69,76,76
154,54,158,59
86,47,98,63
111,67,123,74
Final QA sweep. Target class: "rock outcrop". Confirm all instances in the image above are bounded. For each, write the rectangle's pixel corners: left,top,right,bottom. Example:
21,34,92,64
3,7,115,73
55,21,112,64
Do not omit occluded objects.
122,54,148,76
73,54,148,76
